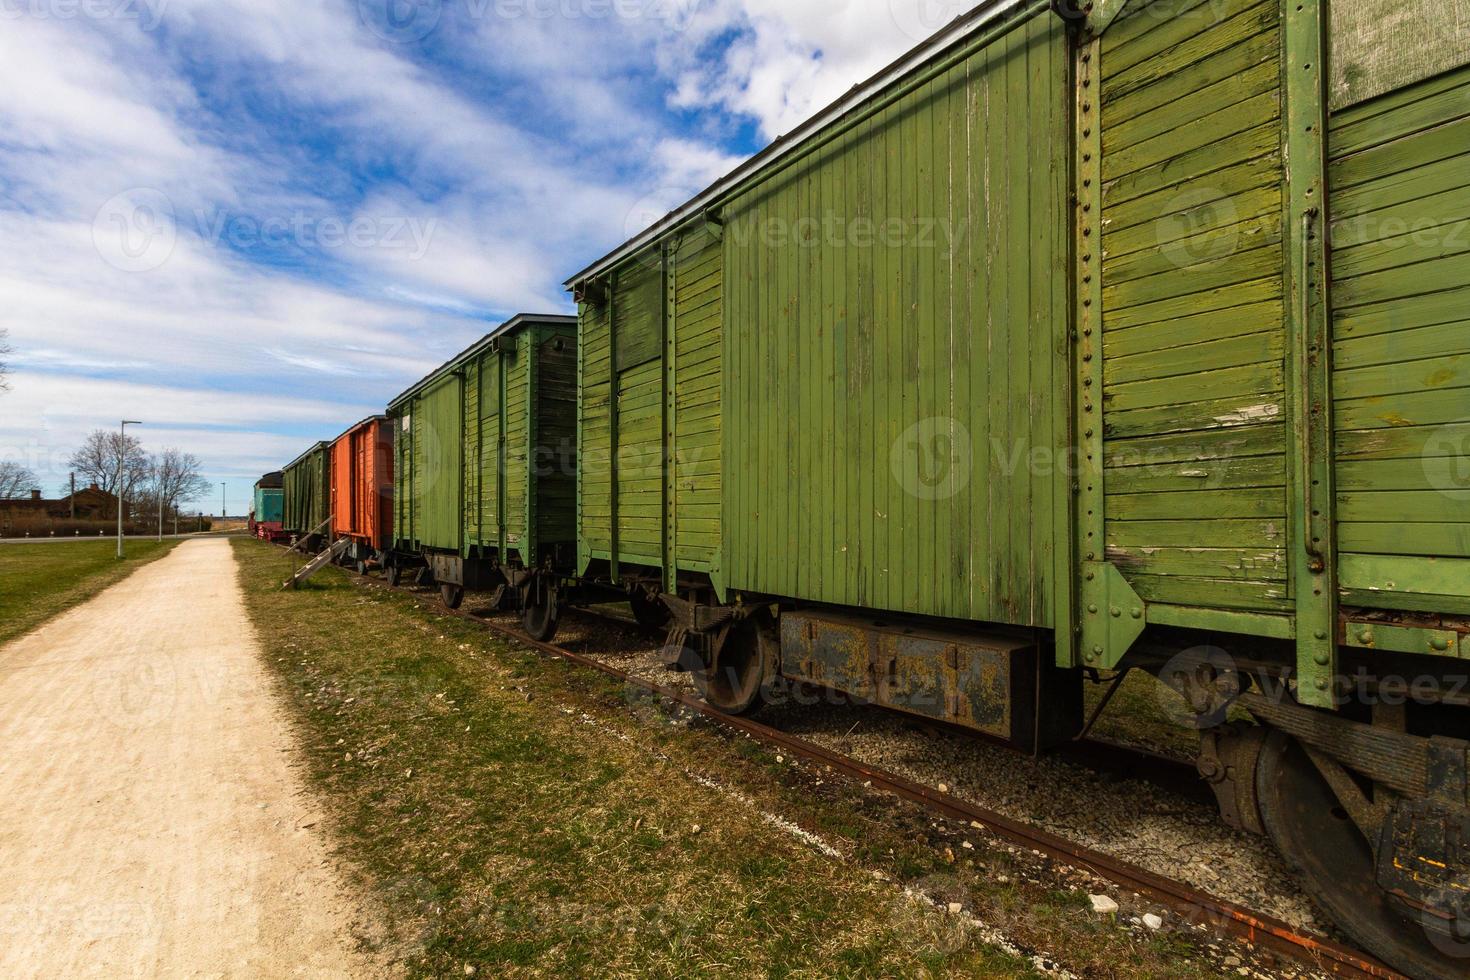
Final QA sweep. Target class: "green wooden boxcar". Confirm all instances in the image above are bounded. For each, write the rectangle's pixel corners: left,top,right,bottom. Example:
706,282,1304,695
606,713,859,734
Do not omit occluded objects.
567,1,1470,971
282,442,331,548
387,314,578,613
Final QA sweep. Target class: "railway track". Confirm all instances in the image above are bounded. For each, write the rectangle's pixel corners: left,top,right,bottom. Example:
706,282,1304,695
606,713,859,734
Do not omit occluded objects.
316,554,1402,979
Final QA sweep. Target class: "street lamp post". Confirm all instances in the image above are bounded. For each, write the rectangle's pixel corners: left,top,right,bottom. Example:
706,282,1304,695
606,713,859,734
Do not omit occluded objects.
117,420,142,559
220,483,227,522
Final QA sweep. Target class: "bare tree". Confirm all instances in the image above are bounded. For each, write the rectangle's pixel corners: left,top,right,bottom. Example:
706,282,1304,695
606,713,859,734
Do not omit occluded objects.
0,328,11,393
145,449,212,518
69,430,150,519
0,460,38,499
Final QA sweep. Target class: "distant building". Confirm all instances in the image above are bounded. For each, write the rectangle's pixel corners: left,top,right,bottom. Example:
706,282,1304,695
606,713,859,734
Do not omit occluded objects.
0,484,119,524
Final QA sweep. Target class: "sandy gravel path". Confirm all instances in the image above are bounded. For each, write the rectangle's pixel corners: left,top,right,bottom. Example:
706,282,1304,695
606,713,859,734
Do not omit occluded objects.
0,538,371,978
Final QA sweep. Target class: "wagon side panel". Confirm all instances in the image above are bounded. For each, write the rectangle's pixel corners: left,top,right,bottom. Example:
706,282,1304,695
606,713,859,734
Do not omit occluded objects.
534,324,578,564
720,11,1070,628
1328,49,1470,614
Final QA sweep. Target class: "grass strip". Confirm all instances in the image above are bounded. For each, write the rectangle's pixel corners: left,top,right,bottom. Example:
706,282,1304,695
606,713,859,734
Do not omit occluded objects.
0,538,183,646
233,538,1231,978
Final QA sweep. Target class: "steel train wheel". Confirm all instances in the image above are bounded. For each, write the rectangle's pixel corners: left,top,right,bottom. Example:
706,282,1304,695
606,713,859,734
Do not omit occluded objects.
440,584,464,610
629,593,670,631
1256,729,1466,980
693,618,768,716
385,564,402,587
355,560,369,576
522,594,558,642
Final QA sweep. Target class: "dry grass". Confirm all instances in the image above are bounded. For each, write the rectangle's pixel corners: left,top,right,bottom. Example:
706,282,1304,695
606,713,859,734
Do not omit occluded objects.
233,539,1239,978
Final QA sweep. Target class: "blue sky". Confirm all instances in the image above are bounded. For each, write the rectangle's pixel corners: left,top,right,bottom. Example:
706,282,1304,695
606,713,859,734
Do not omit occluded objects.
0,0,971,511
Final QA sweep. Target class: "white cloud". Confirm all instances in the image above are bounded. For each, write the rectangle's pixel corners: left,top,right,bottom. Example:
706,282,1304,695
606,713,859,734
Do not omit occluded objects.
660,0,977,139
0,0,981,511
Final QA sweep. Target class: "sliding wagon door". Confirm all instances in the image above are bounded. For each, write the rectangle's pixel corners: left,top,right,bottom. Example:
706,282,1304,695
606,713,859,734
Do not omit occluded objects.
1327,3,1470,618
1079,0,1337,698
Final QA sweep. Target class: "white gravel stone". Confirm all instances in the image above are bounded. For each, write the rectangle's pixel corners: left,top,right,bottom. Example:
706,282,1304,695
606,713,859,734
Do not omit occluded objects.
1090,894,1119,914
1142,913,1164,930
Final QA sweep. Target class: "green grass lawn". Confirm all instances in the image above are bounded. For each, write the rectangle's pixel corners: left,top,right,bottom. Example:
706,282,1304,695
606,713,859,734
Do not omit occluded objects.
232,538,1237,979
0,539,183,647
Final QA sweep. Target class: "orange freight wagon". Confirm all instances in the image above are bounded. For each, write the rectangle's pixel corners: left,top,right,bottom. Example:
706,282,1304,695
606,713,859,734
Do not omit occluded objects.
329,415,394,572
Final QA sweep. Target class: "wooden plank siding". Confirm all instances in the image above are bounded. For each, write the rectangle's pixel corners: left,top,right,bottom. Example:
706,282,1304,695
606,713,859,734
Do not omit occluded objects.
672,228,723,570
719,12,1070,628
533,327,579,557
453,324,579,566
282,444,330,537
1328,62,1470,614
1098,0,1292,614
579,226,724,580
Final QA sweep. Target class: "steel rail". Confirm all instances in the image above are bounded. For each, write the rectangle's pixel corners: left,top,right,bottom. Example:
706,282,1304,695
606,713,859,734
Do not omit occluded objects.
323,555,1403,979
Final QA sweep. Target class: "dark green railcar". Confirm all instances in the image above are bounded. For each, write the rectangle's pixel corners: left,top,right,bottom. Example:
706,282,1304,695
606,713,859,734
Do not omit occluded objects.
565,1,1470,973
282,442,331,549
386,314,578,619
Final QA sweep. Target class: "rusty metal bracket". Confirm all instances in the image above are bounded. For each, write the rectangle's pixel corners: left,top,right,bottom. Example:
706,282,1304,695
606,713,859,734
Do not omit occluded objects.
1079,561,1146,669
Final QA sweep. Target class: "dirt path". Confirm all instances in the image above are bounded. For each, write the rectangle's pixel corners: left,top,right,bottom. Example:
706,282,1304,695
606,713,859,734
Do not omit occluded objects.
0,538,373,978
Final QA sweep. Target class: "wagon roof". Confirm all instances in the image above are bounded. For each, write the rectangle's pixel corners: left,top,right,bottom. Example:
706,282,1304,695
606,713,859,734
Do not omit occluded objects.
386,312,576,413
255,471,284,490
284,442,328,472
330,414,391,446
562,0,1035,289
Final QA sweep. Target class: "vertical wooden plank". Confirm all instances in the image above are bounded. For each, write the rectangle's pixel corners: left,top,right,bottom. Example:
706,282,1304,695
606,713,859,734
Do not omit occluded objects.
820,143,835,606
882,94,902,613
1047,16,1073,644
857,112,875,609
576,304,585,573
608,270,620,579
799,158,815,601
723,219,738,587
990,35,1013,620
525,333,539,564
970,44,992,619
832,124,850,607
917,72,940,617
935,66,956,619
951,56,974,620
1012,20,1036,623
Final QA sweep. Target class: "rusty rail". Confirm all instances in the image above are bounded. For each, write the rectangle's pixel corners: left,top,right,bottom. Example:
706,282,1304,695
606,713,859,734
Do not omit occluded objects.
326,555,1403,980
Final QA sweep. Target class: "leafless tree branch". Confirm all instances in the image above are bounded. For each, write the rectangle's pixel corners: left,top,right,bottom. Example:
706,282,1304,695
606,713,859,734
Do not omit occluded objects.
0,460,38,499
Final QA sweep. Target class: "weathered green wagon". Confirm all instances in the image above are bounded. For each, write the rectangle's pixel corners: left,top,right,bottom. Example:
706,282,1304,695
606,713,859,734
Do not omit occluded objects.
282,442,331,550
566,0,1470,972
386,314,578,621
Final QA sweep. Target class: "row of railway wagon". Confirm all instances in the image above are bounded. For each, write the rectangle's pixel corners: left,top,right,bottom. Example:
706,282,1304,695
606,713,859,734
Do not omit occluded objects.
251,1,1470,974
